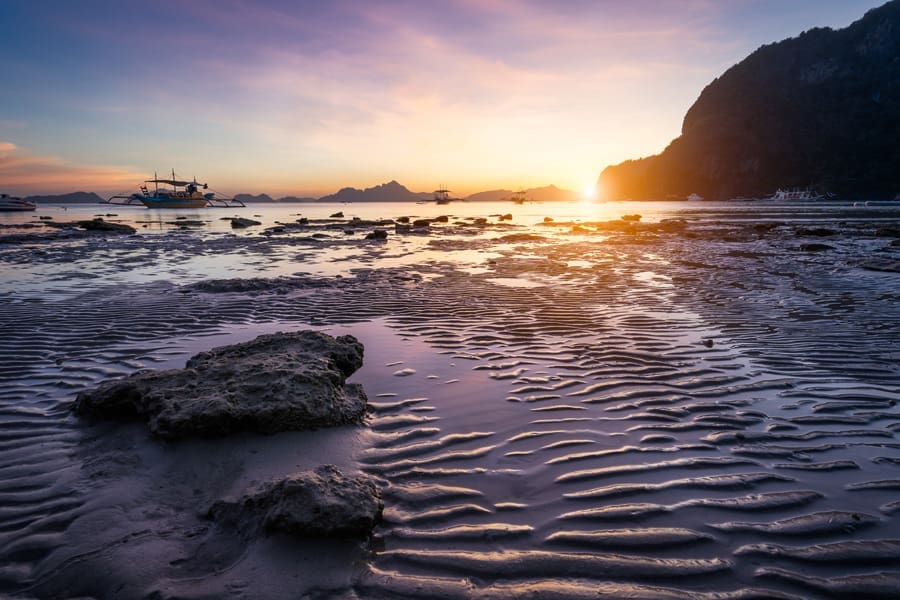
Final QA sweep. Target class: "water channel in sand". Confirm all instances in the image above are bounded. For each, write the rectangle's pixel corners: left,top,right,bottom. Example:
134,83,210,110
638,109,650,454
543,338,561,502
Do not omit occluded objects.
1,199,899,598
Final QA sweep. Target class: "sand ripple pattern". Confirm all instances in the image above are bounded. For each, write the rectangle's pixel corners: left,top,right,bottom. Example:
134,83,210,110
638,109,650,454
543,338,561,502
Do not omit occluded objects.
0,203,898,598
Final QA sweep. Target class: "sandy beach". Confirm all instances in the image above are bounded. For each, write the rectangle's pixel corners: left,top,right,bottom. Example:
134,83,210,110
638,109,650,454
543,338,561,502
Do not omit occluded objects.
1,199,899,599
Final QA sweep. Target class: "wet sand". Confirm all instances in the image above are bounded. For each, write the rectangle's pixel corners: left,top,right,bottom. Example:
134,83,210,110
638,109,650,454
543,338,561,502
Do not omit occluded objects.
0,200,899,598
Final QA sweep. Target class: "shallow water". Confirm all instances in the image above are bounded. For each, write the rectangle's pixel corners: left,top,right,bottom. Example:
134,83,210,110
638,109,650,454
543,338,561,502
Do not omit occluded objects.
1,199,899,598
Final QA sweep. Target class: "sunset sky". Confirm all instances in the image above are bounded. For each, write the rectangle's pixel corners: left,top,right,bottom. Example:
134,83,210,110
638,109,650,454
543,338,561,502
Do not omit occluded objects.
0,0,885,197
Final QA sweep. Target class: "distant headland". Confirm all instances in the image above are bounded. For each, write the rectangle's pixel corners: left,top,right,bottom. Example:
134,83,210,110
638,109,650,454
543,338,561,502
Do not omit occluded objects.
598,0,900,201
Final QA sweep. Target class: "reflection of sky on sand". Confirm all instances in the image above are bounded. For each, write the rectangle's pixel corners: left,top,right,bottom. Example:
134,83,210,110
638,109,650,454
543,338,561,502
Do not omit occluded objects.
4,199,900,598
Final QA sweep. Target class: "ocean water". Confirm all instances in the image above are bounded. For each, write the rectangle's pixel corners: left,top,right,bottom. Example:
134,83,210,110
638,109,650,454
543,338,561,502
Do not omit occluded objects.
1,199,899,598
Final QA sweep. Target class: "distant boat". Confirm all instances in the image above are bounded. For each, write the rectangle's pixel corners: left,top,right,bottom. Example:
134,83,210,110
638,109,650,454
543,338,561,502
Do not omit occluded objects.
0,193,36,211
687,193,704,201
767,188,825,201
511,190,527,204
105,170,245,208
434,185,453,205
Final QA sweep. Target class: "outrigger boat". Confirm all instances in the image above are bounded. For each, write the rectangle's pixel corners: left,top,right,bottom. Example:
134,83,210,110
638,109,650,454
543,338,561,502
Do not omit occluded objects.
105,170,245,208
434,185,453,205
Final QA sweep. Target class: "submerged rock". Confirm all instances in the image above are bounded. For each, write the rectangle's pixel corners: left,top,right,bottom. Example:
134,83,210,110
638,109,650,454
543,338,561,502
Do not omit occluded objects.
78,217,137,234
229,217,262,228
209,464,382,538
43,217,137,234
73,331,367,438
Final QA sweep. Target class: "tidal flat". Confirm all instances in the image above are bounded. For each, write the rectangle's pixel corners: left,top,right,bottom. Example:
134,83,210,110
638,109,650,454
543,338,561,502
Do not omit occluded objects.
1,200,899,599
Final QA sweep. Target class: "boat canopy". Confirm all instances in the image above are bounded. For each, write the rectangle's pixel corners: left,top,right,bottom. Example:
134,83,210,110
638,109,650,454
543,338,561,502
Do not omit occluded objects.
145,178,201,186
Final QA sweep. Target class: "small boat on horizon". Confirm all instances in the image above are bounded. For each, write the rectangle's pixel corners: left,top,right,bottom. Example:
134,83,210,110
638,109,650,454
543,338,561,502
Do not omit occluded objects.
511,190,528,204
105,170,245,208
767,188,825,201
0,193,36,211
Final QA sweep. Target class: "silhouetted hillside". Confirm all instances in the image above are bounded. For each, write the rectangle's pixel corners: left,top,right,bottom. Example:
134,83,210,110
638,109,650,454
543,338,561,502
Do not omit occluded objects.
465,185,577,202
277,195,317,203
234,193,277,203
317,180,431,203
599,0,900,200
26,192,104,204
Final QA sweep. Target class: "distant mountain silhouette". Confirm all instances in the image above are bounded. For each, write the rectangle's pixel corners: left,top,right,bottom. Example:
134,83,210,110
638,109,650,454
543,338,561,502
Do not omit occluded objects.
234,193,277,203
26,191,105,204
599,0,900,200
317,180,432,203
29,182,579,205
464,185,578,202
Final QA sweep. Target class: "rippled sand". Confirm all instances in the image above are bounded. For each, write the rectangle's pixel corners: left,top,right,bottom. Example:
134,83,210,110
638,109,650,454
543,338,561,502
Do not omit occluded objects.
1,201,899,598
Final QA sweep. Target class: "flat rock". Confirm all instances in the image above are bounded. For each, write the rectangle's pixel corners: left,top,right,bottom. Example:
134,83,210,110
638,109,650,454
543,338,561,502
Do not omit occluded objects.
209,464,382,538
229,217,262,228
73,331,367,438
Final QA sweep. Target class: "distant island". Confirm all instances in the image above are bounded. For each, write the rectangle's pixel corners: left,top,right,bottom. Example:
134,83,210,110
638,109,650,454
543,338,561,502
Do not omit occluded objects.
26,181,577,204
24,192,106,205
598,0,900,201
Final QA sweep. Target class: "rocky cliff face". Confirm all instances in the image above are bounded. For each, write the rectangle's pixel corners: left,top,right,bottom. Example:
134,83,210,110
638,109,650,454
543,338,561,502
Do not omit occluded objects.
599,1,900,200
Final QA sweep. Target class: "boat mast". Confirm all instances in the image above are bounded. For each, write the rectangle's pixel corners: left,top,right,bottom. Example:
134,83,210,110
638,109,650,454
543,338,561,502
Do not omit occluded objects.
154,171,158,195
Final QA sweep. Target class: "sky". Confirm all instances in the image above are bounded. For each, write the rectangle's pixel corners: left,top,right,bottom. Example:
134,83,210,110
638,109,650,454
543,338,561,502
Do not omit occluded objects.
0,0,887,198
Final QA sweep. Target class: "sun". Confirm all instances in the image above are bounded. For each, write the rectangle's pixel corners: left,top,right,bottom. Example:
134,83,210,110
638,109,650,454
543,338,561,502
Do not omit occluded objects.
581,183,597,201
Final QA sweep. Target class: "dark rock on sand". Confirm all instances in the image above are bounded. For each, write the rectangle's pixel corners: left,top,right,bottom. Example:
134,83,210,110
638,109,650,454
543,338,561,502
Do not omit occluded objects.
330,211,344,218
859,258,900,273
799,243,834,252
73,331,367,438
78,218,137,234
229,217,262,229
621,214,642,222
365,229,388,240
413,219,432,227
43,217,137,234
208,464,382,538
795,227,836,237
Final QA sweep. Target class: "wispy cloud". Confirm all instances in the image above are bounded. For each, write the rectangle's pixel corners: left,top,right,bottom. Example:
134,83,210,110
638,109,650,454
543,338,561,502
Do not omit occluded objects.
0,141,144,195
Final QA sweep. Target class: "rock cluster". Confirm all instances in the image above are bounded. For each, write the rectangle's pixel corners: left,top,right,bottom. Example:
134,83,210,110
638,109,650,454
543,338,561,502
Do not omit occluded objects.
209,464,383,538
73,330,367,438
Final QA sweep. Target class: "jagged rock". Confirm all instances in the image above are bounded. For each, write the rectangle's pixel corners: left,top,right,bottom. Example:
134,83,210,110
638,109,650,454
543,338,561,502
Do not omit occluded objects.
329,211,344,218
73,331,367,438
230,217,262,229
208,464,382,538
